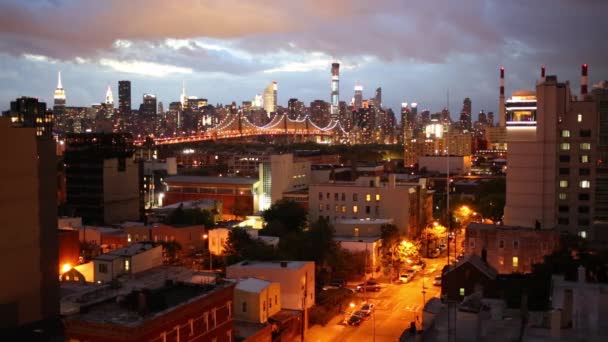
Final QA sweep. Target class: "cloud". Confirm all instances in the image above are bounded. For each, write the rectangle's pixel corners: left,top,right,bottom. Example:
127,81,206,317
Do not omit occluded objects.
98,59,193,77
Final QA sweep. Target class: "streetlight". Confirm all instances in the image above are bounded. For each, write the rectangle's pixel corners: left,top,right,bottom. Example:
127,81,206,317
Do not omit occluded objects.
202,233,212,271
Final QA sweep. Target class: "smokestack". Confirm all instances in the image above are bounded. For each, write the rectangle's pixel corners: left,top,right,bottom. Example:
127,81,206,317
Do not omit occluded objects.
499,66,506,127
541,65,546,83
581,64,588,98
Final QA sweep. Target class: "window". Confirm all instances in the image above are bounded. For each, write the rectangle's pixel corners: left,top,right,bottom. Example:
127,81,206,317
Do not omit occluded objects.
578,206,590,213
577,114,583,122
560,143,570,150
469,238,476,249
353,193,358,201
559,193,567,200
559,168,570,175
580,155,589,163
325,204,330,211
341,205,346,213
560,180,569,188
513,240,519,250
498,257,504,266
580,231,587,239
558,218,569,225
559,155,570,163
326,193,330,200
318,192,323,200
334,193,339,201
498,240,504,248
558,205,569,213
375,206,380,215
512,257,519,268
275,295,278,305
98,263,108,273
366,194,371,202
580,129,591,137
365,206,371,214
127,234,132,243
242,302,247,313
319,204,323,211
354,228,359,237
262,300,266,312
580,143,591,150
561,130,570,137
376,194,381,201
579,168,590,176
341,193,346,201
353,205,358,213
579,193,590,201
580,180,591,188
459,288,465,296
124,259,130,271
578,218,590,226
335,205,339,213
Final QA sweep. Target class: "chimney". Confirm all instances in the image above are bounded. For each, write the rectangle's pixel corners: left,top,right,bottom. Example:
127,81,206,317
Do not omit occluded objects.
499,66,506,127
581,64,588,99
541,65,546,83
577,265,586,283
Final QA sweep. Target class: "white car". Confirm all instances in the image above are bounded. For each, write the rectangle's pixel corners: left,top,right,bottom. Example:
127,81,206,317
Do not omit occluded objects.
360,303,375,317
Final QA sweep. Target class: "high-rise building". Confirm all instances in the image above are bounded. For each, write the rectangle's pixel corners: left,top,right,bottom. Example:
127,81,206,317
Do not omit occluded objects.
64,133,140,225
6,97,53,138
460,97,472,130
118,80,131,116
503,65,608,241
141,93,157,116
104,85,114,109
0,116,58,329
180,81,188,110
263,81,278,114
354,83,363,110
330,62,340,120
53,71,66,112
374,87,382,108
157,101,164,114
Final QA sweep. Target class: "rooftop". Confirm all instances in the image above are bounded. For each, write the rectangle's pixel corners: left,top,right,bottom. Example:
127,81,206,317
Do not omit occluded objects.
336,218,393,225
446,254,497,279
94,242,157,260
165,175,258,185
235,277,273,293
334,236,382,243
230,260,312,271
467,222,558,233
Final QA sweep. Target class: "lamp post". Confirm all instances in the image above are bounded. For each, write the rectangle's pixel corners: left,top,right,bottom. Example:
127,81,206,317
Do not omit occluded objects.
203,233,212,271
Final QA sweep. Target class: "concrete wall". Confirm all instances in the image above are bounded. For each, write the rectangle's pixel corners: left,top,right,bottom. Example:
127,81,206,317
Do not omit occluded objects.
419,155,472,174
103,158,140,224
74,262,94,282
130,245,163,274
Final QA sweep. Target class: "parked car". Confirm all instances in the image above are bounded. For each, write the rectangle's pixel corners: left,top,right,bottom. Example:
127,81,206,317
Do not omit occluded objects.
433,276,442,286
356,280,381,292
322,278,347,291
399,273,412,284
412,260,426,271
360,303,375,317
347,312,364,326
427,248,441,258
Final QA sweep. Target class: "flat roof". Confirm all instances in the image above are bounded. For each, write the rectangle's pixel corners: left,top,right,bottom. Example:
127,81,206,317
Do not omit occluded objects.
165,175,258,185
229,260,312,270
334,236,381,243
94,242,157,260
235,277,273,293
336,218,393,225
467,222,558,232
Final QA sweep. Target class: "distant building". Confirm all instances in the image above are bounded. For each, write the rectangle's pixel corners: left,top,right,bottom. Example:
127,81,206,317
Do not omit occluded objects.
54,71,66,114
0,117,58,328
330,63,340,120
140,93,157,116
464,222,560,274
64,133,140,225
263,81,277,114
118,80,131,116
124,224,208,254
441,254,498,302
6,96,53,138
258,153,310,211
92,242,162,283
419,156,472,175
354,83,363,110
309,175,433,237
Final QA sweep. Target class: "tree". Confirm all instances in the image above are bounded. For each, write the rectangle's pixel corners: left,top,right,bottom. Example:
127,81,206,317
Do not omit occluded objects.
379,224,400,267
165,204,215,228
474,178,506,222
160,241,182,263
224,228,277,264
262,199,307,236
395,240,421,266
303,217,339,267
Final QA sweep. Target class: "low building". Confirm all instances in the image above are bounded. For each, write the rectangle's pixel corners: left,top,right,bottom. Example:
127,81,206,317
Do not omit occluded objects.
124,224,207,253
164,175,258,219
334,236,381,273
226,261,315,311
58,229,80,273
419,155,472,175
234,278,281,324
465,223,560,274
92,242,162,283
441,255,498,302
63,266,234,342
334,218,393,238
152,199,223,223
78,226,128,253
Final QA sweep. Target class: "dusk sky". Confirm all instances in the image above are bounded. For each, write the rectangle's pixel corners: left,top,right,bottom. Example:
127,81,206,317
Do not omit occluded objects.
1,0,607,118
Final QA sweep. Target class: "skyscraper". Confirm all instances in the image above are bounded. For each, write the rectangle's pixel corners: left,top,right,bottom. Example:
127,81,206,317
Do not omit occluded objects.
53,71,66,112
141,93,157,116
354,83,363,110
180,81,188,110
263,81,277,114
105,85,114,108
330,62,340,121
459,97,472,130
7,97,53,138
118,80,131,116
374,87,382,108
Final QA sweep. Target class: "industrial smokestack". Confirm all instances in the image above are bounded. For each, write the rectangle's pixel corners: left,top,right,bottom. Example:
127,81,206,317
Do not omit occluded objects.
581,64,588,98
499,66,506,127
541,65,546,83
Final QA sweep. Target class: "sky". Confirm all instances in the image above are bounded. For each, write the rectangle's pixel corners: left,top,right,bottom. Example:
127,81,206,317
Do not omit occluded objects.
1,0,607,120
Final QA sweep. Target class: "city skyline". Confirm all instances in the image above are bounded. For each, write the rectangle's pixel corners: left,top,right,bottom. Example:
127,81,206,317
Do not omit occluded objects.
1,0,607,117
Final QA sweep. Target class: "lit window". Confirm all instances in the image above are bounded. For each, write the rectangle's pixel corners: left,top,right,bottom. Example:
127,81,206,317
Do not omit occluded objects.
560,143,570,150
354,228,359,237
124,259,130,271
127,234,132,243
512,257,519,268
353,205,358,213
319,204,323,211
341,205,346,213
581,155,589,163
580,143,591,150
577,114,582,122
335,205,339,213
366,194,371,202
561,130,570,138
498,257,504,266
580,231,587,239
559,193,567,200
459,288,465,296
376,194,381,201
560,180,569,188
580,180,591,188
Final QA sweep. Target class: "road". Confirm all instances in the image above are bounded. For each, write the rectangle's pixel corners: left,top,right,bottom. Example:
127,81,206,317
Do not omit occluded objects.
306,259,446,342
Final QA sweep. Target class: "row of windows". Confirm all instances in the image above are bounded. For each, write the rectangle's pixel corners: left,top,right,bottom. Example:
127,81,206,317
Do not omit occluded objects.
558,168,591,175
318,192,381,202
559,180,591,188
469,238,549,251
319,204,380,215
558,193,590,201
558,218,591,227
560,142,592,151
560,129,592,138
558,205,590,213
559,155,590,163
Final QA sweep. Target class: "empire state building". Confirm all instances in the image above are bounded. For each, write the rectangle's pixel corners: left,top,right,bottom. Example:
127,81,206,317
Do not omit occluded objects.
53,71,66,111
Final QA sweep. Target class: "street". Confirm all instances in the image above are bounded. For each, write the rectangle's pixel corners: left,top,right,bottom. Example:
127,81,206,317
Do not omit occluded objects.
306,259,446,342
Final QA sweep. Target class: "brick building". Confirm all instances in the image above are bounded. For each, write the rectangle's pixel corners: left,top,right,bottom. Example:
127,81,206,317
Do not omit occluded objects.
464,222,560,274
442,255,498,302
123,224,207,254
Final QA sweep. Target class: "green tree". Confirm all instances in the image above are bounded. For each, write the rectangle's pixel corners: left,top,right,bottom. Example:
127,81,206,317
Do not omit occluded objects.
474,178,506,221
165,205,215,228
160,241,182,263
262,199,308,236
224,228,277,264
379,224,400,267
303,217,339,267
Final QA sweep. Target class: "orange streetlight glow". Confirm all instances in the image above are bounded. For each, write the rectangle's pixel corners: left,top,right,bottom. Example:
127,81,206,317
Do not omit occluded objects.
61,263,72,274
